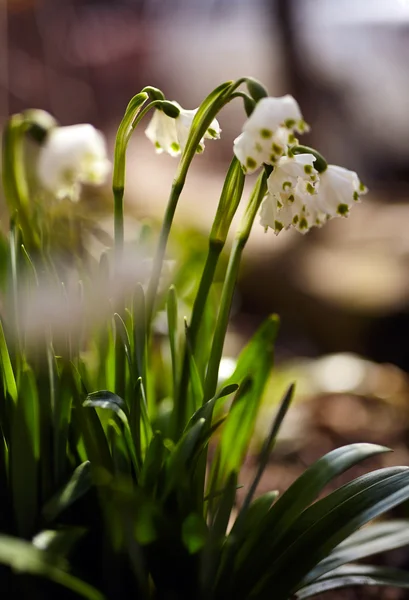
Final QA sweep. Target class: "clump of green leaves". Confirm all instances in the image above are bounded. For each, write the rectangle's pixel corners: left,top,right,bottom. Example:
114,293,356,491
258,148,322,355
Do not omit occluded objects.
1,79,409,600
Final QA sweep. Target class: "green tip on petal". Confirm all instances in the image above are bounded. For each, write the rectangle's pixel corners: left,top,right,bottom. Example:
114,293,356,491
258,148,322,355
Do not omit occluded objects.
337,203,349,216
260,128,273,139
274,220,284,232
246,157,257,170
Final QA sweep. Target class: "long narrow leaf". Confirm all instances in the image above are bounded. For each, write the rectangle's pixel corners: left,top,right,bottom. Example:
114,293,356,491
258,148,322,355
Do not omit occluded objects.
0,534,104,599
296,564,409,599
303,519,409,585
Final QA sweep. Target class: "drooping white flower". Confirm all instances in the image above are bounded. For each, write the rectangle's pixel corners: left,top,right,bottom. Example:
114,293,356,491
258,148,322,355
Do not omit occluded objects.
260,158,368,236
259,153,318,234
37,124,110,201
145,103,221,156
233,95,309,174
144,108,180,156
314,164,368,219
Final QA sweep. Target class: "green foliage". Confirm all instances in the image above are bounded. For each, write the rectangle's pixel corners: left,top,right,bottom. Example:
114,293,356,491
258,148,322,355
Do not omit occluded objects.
1,78,409,600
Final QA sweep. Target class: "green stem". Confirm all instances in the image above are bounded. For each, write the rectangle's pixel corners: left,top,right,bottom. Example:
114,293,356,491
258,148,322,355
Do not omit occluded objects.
2,115,39,251
112,92,150,257
113,187,124,254
173,157,245,437
145,80,247,327
173,238,223,436
203,171,268,402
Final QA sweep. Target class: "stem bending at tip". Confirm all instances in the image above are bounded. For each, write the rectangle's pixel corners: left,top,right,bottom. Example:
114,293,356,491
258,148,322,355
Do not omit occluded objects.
144,79,247,330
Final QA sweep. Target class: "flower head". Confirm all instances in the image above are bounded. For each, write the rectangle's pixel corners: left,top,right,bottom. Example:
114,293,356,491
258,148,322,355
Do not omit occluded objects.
37,124,110,201
260,158,367,236
314,164,367,219
145,103,220,156
260,153,318,234
233,95,309,174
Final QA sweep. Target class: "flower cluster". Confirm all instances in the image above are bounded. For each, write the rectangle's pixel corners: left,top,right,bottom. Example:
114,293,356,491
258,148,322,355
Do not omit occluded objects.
34,89,366,236
259,157,367,236
145,93,367,236
233,96,367,235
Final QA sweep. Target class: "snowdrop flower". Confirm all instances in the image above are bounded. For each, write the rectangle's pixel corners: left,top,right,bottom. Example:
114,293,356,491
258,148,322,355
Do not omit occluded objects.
314,165,367,219
145,103,221,156
260,153,318,234
37,125,110,200
233,95,309,174
37,124,110,202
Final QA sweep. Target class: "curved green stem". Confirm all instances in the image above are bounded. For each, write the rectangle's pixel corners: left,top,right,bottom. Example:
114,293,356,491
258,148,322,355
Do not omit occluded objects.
2,115,39,251
173,157,245,436
112,92,150,256
145,79,247,328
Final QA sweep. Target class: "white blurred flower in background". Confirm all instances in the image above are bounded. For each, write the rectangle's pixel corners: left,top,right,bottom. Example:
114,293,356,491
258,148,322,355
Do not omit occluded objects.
37,124,111,201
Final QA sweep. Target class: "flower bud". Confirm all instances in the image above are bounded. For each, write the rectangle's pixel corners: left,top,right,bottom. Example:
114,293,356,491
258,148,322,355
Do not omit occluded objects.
160,101,181,119
23,109,58,144
142,86,165,101
246,78,269,102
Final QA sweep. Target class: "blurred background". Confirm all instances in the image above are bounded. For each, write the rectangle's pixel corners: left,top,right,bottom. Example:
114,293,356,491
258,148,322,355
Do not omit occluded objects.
4,0,409,545
3,0,409,363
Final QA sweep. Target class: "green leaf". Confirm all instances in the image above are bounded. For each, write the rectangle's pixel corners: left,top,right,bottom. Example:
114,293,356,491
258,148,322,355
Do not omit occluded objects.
296,564,409,599
42,461,92,522
255,467,409,599
211,472,238,539
182,512,208,554
114,312,133,375
0,320,17,403
10,363,40,537
184,318,204,415
236,442,391,577
84,391,139,473
139,431,169,491
185,383,238,432
212,316,279,488
304,519,409,586
71,372,114,475
0,534,105,599
133,284,147,383
167,285,178,397
85,390,128,417
163,418,206,498
32,527,86,556
239,383,295,519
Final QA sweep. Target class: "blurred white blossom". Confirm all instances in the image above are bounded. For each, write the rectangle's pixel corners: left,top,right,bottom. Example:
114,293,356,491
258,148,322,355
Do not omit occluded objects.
37,124,111,201
233,95,308,174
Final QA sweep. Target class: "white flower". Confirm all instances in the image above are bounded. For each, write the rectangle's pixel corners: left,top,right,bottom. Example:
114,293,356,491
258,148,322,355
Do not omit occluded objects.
260,159,368,236
37,124,110,201
233,95,309,174
260,154,318,234
314,164,368,219
145,108,180,156
145,103,221,156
